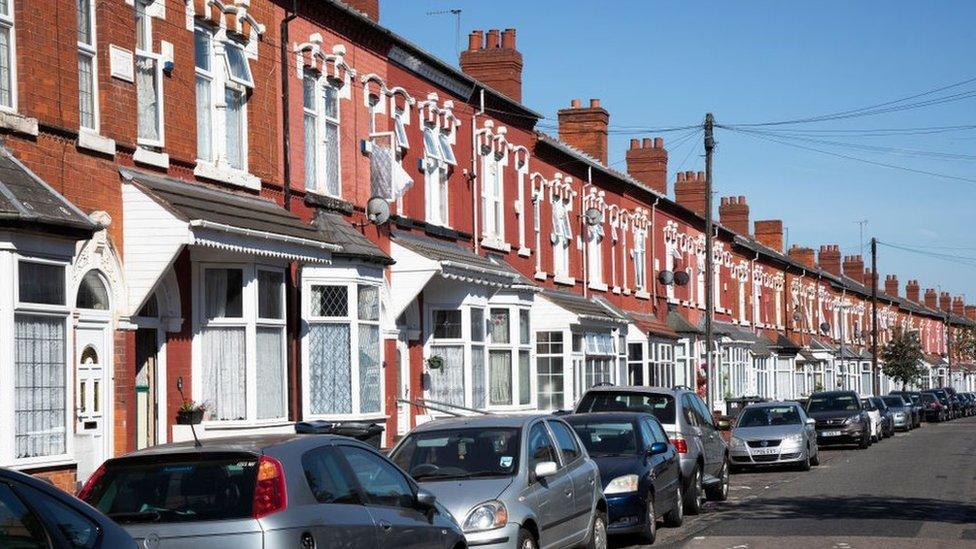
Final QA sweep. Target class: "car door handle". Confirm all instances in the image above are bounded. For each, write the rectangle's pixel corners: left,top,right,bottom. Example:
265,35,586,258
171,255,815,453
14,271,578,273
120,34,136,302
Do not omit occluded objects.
565,490,573,498
379,520,392,532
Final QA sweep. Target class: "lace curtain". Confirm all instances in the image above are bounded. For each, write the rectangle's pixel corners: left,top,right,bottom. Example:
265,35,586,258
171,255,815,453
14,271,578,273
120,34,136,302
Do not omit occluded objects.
136,55,158,142
309,324,352,414
428,345,464,407
14,315,66,459
196,75,212,161
489,350,512,406
256,328,284,419
201,327,246,420
358,324,381,414
471,346,485,409
519,351,531,405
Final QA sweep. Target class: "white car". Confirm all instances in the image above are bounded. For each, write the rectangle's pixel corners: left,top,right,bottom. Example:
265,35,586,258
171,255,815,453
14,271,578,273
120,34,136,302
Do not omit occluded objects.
861,398,883,442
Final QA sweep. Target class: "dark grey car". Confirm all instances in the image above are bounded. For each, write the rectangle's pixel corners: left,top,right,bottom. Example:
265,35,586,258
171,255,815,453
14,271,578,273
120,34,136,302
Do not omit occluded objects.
0,467,134,548
79,434,465,549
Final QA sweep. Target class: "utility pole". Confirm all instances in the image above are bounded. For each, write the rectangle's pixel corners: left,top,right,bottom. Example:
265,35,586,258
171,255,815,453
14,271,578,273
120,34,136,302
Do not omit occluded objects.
946,311,952,388
871,237,879,396
704,113,715,413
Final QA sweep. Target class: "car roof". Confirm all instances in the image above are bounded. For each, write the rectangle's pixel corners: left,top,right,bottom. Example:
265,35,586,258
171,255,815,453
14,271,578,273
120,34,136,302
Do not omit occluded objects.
117,433,336,457
408,413,552,433
581,385,682,396
742,401,801,409
563,411,657,423
811,390,858,397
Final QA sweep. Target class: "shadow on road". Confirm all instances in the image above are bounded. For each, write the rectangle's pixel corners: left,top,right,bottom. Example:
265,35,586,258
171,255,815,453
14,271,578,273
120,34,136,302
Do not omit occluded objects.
718,494,976,524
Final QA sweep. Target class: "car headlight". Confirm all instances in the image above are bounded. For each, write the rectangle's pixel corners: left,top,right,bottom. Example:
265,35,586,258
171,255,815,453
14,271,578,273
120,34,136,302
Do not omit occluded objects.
782,433,803,444
843,415,861,425
730,436,746,449
604,474,639,495
894,412,905,418
463,500,508,533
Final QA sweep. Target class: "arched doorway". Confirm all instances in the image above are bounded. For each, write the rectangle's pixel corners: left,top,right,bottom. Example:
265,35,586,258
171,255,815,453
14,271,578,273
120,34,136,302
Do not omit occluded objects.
74,269,112,484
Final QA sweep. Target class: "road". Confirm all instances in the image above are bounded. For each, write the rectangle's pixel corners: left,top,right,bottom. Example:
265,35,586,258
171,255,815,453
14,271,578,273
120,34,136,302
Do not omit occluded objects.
612,416,976,548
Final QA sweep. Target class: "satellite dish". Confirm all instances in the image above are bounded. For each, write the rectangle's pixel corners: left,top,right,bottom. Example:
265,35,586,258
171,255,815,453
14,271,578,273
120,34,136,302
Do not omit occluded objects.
820,322,831,333
674,270,690,286
658,270,675,286
584,207,601,226
792,311,803,322
365,196,391,225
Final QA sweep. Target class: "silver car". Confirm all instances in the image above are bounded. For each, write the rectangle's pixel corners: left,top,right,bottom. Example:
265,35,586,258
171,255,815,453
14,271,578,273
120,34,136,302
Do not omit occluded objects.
729,402,820,471
78,434,465,549
575,386,730,514
389,414,608,549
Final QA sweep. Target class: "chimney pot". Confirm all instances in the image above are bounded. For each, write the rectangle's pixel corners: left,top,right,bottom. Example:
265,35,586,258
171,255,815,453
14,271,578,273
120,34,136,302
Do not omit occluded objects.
630,138,640,149
654,137,664,148
697,171,705,180
642,137,652,148
677,172,686,182
589,98,601,108
501,28,516,49
467,30,483,51
570,98,581,108
486,29,500,48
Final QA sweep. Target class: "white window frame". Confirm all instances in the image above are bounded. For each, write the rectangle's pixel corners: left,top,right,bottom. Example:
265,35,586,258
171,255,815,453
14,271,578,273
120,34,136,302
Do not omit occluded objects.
301,277,384,421
306,76,341,197
632,226,648,293
552,198,573,279
536,330,565,410
135,2,164,147
192,262,289,426
423,124,450,227
0,0,17,112
6,256,73,468
77,0,99,132
586,224,604,288
195,25,215,162
481,153,505,243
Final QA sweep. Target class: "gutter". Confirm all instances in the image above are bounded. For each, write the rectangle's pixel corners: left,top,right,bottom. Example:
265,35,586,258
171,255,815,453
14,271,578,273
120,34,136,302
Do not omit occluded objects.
280,0,298,211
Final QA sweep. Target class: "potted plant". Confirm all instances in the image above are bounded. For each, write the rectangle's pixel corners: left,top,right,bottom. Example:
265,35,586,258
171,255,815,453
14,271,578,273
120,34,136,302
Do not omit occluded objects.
176,400,207,425
426,355,444,370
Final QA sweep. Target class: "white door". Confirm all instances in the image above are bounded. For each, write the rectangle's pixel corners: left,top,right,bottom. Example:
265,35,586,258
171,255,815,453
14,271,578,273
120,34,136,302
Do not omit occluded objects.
75,324,109,485
396,337,410,437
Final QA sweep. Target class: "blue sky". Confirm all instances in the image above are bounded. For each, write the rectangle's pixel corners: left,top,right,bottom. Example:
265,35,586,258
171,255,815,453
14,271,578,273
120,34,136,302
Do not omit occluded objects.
382,1,976,302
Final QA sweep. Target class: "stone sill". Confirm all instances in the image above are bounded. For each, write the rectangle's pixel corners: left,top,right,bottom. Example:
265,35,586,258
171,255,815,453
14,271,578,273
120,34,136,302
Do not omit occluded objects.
194,160,261,190
0,110,39,137
554,274,576,286
481,237,512,253
134,146,170,169
77,130,116,156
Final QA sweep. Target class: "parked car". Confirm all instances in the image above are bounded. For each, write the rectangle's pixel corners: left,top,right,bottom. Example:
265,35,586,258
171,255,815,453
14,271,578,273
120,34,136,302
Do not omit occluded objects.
881,395,915,431
860,398,884,442
921,389,952,421
390,414,607,549
0,467,135,548
79,434,464,549
869,396,895,438
575,385,730,514
962,393,976,416
889,391,923,427
563,412,683,543
919,392,949,422
805,390,871,449
728,401,819,472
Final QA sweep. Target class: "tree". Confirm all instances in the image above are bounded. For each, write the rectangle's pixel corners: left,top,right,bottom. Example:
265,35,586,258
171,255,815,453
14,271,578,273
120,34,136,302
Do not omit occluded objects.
955,327,976,366
880,328,925,391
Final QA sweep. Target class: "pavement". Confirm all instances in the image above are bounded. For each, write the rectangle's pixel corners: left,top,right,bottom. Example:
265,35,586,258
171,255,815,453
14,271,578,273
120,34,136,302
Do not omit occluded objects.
611,416,976,548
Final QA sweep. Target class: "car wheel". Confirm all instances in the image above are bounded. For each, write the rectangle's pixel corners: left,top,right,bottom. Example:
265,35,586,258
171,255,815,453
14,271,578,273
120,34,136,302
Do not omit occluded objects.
706,457,730,501
517,528,537,549
810,448,820,466
639,493,657,544
683,466,705,515
587,511,608,549
797,452,811,472
663,485,684,527
858,431,870,449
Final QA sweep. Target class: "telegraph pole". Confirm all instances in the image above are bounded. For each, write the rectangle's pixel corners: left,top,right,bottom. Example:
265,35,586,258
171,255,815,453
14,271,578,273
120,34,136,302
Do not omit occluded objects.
704,113,716,413
871,237,879,396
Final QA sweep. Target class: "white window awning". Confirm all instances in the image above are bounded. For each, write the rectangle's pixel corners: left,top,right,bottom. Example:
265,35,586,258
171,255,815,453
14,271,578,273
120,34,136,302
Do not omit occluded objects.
120,167,340,316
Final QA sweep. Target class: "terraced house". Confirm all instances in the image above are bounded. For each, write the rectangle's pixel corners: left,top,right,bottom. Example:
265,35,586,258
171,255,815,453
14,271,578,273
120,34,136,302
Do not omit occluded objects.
0,0,973,492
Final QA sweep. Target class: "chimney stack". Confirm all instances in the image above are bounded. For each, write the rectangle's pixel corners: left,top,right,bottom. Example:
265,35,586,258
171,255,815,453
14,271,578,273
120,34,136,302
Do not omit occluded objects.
952,296,965,317
625,137,668,194
818,245,841,276
864,269,879,290
965,305,976,321
924,289,938,310
906,280,920,303
342,0,379,22
754,220,784,253
459,28,524,102
842,255,865,284
788,245,816,269
719,196,750,236
884,275,899,297
674,171,708,216
939,291,951,312
557,98,609,164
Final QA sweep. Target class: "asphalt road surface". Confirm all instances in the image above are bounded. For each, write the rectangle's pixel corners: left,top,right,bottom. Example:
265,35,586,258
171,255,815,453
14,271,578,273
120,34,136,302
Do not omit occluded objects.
612,415,976,548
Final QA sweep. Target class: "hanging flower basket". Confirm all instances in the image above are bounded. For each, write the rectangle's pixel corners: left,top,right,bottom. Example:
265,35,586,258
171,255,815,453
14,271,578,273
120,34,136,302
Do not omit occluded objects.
176,401,207,425
426,355,444,370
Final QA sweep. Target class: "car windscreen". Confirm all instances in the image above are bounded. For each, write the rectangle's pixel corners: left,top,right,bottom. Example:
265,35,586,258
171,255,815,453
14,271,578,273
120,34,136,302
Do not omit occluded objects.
576,392,676,424
566,420,639,457
736,406,801,427
807,394,859,412
390,428,520,481
920,393,937,403
882,396,906,407
81,453,258,524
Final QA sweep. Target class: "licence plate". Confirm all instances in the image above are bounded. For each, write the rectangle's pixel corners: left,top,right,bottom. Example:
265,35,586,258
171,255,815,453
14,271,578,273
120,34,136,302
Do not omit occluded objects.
821,430,842,437
751,448,779,455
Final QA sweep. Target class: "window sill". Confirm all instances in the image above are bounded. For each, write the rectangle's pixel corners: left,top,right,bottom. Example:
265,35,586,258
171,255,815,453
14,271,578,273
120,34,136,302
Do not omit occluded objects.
134,146,170,169
635,290,650,300
194,160,261,190
0,110,39,137
612,286,621,294
481,237,512,253
301,413,389,423
534,271,548,281
517,247,531,257
77,130,116,156
553,274,576,286
5,455,75,471
588,281,608,292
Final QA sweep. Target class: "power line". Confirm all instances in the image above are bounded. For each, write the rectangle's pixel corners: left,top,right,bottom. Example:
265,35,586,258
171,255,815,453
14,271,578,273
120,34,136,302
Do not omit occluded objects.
878,241,976,269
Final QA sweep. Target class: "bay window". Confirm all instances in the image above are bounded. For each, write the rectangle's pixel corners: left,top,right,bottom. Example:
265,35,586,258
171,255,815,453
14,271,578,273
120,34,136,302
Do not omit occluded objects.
197,265,287,423
582,332,615,389
429,309,464,407
471,307,486,408
536,332,564,410
304,281,383,417
77,0,97,131
0,0,13,110
14,259,69,461
651,342,676,388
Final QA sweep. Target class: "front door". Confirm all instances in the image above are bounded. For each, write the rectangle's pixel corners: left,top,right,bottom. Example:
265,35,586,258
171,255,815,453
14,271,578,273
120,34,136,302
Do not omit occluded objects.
135,328,158,449
75,324,109,486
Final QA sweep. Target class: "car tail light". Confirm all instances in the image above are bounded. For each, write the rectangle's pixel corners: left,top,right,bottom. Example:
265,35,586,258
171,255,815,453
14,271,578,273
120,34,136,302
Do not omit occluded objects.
670,437,689,454
76,463,106,502
252,455,287,519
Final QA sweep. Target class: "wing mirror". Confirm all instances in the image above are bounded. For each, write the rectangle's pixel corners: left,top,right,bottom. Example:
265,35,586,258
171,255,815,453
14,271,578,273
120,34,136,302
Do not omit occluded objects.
415,488,437,509
648,442,669,456
805,417,816,426
534,461,558,479
716,418,732,431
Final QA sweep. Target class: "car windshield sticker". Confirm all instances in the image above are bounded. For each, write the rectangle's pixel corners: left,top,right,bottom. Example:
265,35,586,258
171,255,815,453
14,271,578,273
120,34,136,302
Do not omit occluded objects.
161,465,195,474
417,437,450,447
500,456,514,468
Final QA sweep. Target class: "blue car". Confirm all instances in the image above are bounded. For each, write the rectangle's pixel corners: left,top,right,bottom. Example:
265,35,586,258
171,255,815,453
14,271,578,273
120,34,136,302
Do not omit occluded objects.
565,412,683,544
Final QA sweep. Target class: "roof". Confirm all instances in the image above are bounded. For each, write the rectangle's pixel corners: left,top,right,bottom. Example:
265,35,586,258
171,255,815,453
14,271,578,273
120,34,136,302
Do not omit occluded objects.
390,230,522,279
750,333,775,357
409,413,551,432
0,147,96,237
771,334,802,353
626,311,679,340
121,167,338,248
312,210,393,265
539,288,627,323
667,310,703,334
809,338,838,353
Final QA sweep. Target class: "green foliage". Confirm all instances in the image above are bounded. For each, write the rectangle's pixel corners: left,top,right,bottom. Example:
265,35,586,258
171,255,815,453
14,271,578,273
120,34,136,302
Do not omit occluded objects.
955,327,976,365
880,329,925,390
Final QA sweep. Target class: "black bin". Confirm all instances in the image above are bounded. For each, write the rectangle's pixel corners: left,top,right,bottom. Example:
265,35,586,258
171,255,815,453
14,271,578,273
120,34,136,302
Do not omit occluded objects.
295,420,385,449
